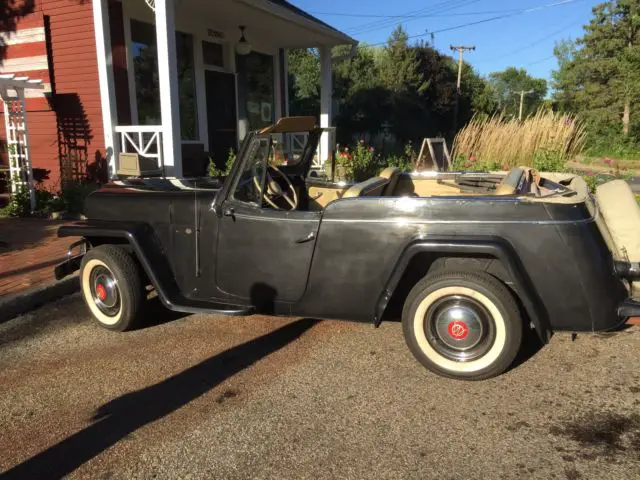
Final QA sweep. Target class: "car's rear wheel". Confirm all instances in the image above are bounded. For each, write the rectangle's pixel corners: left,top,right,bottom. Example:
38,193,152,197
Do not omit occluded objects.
80,245,144,331
402,270,522,380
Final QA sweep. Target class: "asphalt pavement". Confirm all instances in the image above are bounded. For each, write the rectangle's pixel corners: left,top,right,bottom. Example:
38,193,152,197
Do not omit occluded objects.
1,294,640,479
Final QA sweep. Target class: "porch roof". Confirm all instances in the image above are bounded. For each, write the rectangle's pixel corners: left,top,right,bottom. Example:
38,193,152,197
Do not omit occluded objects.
266,0,356,44
128,0,356,49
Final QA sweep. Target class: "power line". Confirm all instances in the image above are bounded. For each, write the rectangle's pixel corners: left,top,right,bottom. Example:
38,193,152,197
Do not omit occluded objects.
526,54,557,66
367,0,588,47
345,0,473,35
475,19,582,63
347,0,482,35
312,5,507,20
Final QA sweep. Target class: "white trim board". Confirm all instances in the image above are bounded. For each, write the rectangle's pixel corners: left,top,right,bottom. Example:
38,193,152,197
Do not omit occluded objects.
0,56,49,72
0,28,46,46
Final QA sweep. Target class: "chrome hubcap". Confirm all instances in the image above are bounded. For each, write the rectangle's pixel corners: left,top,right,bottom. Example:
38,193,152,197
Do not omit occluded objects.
425,295,495,362
90,266,120,316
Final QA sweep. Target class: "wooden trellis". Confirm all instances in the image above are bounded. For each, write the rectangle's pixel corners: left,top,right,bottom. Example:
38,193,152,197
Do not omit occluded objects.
0,74,44,211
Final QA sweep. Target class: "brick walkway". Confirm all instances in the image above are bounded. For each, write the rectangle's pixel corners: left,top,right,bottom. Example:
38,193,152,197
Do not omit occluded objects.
0,218,70,297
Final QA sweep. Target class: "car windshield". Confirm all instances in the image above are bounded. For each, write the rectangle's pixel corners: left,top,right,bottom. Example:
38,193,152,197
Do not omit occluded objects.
232,137,270,205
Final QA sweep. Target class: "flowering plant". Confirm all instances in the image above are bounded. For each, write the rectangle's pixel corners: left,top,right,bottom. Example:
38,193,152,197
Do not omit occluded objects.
335,140,381,181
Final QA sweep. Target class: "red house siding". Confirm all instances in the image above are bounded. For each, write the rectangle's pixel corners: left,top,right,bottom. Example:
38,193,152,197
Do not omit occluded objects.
44,0,106,186
1,0,127,190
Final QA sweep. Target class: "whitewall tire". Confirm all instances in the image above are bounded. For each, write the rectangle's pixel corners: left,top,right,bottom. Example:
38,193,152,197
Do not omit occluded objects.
79,245,144,331
402,270,522,380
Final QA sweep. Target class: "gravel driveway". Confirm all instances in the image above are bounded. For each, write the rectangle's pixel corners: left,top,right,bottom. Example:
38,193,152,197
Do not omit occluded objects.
1,294,639,479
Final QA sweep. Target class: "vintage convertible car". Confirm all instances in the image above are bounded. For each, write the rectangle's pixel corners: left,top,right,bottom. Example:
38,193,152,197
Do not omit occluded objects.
56,117,640,380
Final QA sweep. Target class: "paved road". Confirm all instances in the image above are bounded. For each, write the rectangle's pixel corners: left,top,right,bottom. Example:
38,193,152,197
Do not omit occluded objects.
1,295,640,479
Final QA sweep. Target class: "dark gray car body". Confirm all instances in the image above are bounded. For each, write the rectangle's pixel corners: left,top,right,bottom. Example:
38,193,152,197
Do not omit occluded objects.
57,131,631,341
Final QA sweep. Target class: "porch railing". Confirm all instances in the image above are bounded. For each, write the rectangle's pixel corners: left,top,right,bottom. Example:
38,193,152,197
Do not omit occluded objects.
114,125,164,173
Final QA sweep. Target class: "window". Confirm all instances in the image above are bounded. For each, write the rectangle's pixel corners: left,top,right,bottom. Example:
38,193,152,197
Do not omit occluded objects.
130,20,198,141
202,41,224,68
236,52,274,132
232,138,269,205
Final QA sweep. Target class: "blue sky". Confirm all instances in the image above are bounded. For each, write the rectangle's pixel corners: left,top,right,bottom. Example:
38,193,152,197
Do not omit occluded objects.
292,0,601,83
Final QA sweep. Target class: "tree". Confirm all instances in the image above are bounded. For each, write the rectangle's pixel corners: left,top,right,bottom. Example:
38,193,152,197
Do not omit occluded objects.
553,1,640,139
0,0,34,61
488,67,547,119
551,39,580,112
378,26,426,94
287,48,321,116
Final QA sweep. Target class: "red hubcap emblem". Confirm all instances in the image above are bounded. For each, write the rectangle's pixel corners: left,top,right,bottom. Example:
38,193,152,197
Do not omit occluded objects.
447,320,469,340
96,283,107,301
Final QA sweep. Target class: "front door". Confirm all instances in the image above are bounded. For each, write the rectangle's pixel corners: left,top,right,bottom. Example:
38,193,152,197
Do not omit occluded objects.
205,70,237,167
215,136,320,309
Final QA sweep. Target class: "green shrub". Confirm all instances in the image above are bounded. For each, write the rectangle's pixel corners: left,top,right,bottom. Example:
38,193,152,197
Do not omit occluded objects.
452,155,502,172
384,154,413,172
0,180,96,217
208,148,236,177
51,182,98,214
532,149,566,172
336,141,382,181
0,179,56,217
579,170,633,193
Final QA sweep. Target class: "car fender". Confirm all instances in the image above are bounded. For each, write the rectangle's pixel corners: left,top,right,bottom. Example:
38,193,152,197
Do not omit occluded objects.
57,220,180,311
376,236,551,342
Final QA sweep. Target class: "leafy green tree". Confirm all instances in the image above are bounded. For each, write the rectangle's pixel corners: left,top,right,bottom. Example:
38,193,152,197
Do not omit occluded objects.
287,27,496,148
551,39,580,112
488,67,548,119
553,1,640,140
378,26,426,94
287,48,321,117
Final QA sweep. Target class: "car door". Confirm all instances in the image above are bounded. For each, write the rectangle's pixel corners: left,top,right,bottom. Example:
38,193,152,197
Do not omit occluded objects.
215,136,320,305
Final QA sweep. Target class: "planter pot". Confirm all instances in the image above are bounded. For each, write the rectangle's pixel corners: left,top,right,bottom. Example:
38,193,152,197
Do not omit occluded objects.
324,163,350,182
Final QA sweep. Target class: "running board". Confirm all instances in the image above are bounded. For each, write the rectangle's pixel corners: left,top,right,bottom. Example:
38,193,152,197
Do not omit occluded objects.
618,298,640,318
163,296,254,316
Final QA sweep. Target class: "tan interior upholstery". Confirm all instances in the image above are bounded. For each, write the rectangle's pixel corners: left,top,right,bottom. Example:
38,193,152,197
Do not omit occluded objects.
307,185,349,210
379,167,402,196
495,167,525,195
597,180,640,261
597,179,640,295
392,176,481,197
342,176,389,198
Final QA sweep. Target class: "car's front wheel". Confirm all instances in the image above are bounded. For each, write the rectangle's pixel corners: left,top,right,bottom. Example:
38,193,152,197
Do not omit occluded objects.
402,270,522,380
79,245,144,331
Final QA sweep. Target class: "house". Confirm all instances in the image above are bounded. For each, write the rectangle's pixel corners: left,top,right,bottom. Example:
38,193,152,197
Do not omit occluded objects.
0,0,355,191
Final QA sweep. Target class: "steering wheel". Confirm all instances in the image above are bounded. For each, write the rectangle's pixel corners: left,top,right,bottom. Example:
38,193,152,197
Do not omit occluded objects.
254,164,298,210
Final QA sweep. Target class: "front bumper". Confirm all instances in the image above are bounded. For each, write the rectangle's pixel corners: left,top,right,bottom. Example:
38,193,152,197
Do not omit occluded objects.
54,239,87,280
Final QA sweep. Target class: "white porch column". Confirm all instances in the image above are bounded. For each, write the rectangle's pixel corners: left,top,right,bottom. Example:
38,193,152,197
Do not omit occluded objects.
155,0,182,177
319,46,332,163
92,0,119,177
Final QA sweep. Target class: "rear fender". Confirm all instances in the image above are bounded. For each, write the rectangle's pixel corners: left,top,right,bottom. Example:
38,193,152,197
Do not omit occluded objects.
376,237,551,342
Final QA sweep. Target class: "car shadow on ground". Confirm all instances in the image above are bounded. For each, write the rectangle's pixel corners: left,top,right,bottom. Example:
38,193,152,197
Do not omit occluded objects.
136,294,192,330
0,294,190,347
508,328,544,373
1,317,320,479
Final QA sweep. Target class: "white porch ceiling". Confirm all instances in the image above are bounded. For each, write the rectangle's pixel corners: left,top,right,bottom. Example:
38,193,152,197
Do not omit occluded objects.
126,0,356,49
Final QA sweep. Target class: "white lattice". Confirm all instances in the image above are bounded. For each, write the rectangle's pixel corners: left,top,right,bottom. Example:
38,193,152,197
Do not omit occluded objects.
0,74,42,211
115,125,164,169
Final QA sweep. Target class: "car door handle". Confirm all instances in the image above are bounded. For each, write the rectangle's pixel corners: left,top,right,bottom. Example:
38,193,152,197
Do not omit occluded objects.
223,207,235,217
295,231,315,243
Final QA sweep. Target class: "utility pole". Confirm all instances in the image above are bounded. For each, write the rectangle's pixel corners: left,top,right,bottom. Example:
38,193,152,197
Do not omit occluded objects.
515,89,535,121
450,45,475,135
